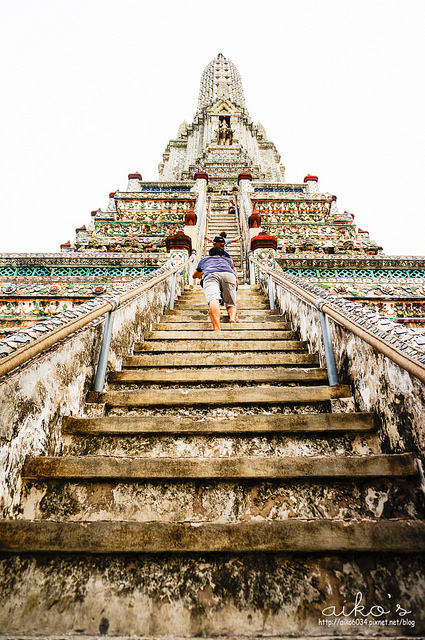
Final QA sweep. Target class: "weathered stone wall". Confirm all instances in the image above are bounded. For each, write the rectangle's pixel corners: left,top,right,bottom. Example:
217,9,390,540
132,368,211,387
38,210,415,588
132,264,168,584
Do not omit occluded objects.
1,552,424,636
0,272,180,518
267,277,425,480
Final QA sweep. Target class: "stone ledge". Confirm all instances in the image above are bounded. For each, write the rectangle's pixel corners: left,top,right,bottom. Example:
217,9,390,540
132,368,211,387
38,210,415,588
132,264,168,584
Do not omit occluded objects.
62,412,375,435
89,384,351,407
21,453,416,480
1,519,424,553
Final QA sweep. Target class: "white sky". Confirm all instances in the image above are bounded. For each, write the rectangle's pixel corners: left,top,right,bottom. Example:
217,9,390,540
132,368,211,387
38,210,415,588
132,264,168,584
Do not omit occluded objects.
1,0,424,256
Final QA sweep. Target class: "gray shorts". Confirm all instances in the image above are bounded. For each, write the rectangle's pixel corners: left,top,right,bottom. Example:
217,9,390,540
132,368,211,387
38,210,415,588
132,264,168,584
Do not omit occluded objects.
203,272,237,308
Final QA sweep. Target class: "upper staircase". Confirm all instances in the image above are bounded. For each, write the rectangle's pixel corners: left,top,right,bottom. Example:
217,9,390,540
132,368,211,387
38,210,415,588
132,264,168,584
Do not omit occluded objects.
1,284,424,637
205,196,243,274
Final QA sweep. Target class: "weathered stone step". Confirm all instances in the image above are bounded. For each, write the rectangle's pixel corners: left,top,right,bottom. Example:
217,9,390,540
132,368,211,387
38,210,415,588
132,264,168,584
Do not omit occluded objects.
173,302,270,309
161,314,285,324
179,298,265,305
61,428,379,458
89,385,351,407
1,555,424,637
4,517,425,553
155,321,292,330
134,339,307,352
180,293,265,300
123,352,319,367
110,366,327,384
208,217,238,221
20,476,420,522
22,453,416,481
64,411,375,435
145,330,297,340
165,308,280,316
208,222,238,227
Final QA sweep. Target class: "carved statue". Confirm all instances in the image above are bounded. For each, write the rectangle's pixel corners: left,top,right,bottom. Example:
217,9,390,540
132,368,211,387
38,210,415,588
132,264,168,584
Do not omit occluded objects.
225,125,233,146
218,119,232,146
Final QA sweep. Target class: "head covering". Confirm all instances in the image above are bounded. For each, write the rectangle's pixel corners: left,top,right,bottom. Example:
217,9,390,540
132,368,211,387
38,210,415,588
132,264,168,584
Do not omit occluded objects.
213,236,225,244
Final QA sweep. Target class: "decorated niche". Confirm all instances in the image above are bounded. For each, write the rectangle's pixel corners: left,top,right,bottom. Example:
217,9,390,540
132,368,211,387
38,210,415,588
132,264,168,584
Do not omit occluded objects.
252,198,333,223
115,198,191,222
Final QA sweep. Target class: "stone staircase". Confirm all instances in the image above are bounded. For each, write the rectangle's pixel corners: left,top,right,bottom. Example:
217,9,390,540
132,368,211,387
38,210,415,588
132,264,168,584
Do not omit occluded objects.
206,196,242,272
1,284,425,637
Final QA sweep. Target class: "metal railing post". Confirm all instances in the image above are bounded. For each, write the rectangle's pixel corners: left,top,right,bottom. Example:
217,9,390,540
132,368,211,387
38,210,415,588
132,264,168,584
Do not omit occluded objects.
169,271,177,310
268,273,275,310
249,253,255,285
315,299,339,386
190,250,197,280
93,298,120,392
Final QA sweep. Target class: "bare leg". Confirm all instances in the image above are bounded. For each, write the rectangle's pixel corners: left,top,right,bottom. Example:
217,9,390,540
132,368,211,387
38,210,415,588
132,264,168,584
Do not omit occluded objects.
227,306,237,322
209,299,221,331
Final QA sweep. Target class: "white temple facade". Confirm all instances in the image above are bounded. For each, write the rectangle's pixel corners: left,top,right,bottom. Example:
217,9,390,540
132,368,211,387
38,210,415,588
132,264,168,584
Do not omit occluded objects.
158,53,285,186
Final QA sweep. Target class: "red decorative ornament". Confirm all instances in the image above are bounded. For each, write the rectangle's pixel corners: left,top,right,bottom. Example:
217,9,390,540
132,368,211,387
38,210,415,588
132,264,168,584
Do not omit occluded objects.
251,231,277,251
93,285,106,295
194,171,208,183
238,171,252,183
166,230,192,253
185,205,197,226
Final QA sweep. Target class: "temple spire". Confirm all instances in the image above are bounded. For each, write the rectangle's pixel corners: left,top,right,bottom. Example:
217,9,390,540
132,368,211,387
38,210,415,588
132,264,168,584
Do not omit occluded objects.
197,53,247,113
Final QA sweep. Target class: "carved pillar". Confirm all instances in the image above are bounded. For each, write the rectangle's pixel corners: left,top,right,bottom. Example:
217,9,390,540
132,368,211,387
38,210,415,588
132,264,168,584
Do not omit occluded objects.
238,172,253,255
193,172,208,259
303,174,319,195
126,172,143,192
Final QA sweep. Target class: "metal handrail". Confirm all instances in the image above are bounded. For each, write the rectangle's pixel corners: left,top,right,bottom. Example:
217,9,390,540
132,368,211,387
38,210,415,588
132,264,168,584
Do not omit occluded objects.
0,254,195,382
250,255,425,385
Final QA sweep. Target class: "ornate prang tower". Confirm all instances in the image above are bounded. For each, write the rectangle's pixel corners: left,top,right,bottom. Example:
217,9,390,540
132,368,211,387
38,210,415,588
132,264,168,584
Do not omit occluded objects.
0,52,424,337
160,53,285,186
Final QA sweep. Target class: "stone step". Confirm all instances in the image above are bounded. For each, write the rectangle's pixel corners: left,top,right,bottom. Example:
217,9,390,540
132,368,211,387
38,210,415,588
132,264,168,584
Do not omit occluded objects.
89,384,352,407
2,519,424,553
145,330,297,340
207,224,238,227
60,432,380,459
208,216,238,220
1,553,424,637
20,476,421,522
207,230,239,235
133,339,307,352
21,453,416,481
161,313,285,324
154,321,292,330
165,308,280,316
178,291,265,298
173,302,270,309
123,352,320,367
109,366,328,384
63,411,375,435
207,234,239,238
181,296,269,308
